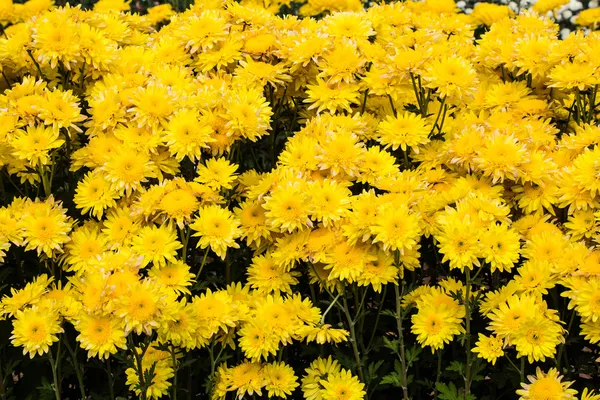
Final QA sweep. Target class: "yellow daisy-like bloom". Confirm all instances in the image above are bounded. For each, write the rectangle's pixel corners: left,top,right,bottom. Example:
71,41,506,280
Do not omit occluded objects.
479,223,521,272
163,109,214,162
234,200,273,247
19,200,72,257
263,362,299,398
305,79,361,114
157,300,198,349
102,147,155,195
10,306,63,358
308,179,352,227
74,313,127,359
513,314,564,363
224,87,273,142
10,125,64,167
516,367,577,400
158,186,199,228
370,203,421,253
377,112,431,153
411,303,465,352
247,253,300,294
238,321,281,361
296,324,350,344
570,279,600,323
195,158,239,191
423,57,478,101
472,334,504,365
0,274,53,318
130,224,182,268
321,369,366,400
63,225,107,274
190,205,241,260
225,361,265,398
263,182,313,233
148,261,195,295
357,250,398,293
74,171,120,219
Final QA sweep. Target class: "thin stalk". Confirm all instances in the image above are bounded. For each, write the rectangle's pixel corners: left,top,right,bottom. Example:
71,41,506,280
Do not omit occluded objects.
360,89,369,114
588,84,598,123
431,95,447,135
520,357,525,382
48,349,61,400
387,94,398,117
179,226,191,261
465,268,472,399
394,284,410,400
556,310,576,372
366,286,387,353
170,346,178,400
320,293,341,325
106,358,115,400
26,50,46,81
195,248,210,281
341,295,366,389
409,72,423,115
64,340,86,399
505,354,521,377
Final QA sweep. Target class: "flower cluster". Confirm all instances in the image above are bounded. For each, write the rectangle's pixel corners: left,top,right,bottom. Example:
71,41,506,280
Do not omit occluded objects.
0,0,600,399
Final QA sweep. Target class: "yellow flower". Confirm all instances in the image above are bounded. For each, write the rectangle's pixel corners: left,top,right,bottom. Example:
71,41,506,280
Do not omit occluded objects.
411,303,465,352
297,324,350,344
516,368,577,400
148,261,195,295
320,369,366,400
131,224,182,268
74,171,120,219
190,205,241,259
195,158,239,191
247,253,300,294
10,125,64,167
377,112,431,153
370,203,421,253
305,79,361,114
513,314,564,363
74,313,127,359
10,306,63,358
263,362,299,398
472,334,504,365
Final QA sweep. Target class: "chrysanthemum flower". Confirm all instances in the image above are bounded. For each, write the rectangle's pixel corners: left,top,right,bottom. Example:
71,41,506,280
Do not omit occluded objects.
516,368,577,400
10,306,63,358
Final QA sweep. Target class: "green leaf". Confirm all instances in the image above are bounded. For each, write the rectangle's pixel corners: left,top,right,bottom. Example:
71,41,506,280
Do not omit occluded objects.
383,337,399,354
436,382,477,400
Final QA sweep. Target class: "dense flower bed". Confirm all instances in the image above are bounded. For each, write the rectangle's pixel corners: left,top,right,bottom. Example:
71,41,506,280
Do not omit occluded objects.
0,0,600,399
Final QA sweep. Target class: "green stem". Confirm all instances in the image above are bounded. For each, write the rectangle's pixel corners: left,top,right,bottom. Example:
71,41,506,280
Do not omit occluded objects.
505,354,521,377
320,292,341,325
48,349,61,400
26,50,46,81
341,294,366,393
195,248,209,281
436,349,442,391
556,310,576,372
64,340,85,399
520,357,525,383
106,358,115,400
394,283,410,400
387,94,397,117
465,268,472,399
431,95,447,135
180,226,190,262
366,286,387,354
170,346,178,400
360,88,370,114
